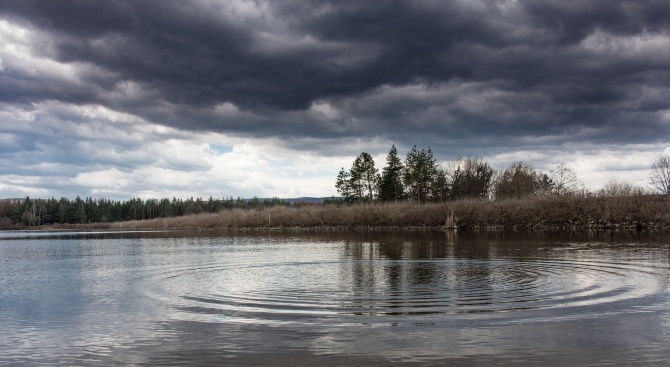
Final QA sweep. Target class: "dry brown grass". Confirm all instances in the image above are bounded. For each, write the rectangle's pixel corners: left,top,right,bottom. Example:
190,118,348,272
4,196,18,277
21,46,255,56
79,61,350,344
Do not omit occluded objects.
99,194,670,231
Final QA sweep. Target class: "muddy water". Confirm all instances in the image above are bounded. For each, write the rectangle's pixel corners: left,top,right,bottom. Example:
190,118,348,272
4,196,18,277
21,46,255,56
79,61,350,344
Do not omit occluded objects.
1,230,669,366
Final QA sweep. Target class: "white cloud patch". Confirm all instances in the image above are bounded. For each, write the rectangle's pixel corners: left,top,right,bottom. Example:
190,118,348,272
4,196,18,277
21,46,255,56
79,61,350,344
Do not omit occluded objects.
0,174,53,198
0,100,347,199
72,168,131,189
0,96,666,199
487,144,665,191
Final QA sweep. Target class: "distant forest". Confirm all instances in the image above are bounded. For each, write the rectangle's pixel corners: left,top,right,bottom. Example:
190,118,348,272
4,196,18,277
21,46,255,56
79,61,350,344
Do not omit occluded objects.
0,196,289,228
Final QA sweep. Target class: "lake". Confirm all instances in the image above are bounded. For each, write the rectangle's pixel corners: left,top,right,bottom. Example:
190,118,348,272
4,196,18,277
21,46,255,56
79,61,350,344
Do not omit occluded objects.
1,230,669,366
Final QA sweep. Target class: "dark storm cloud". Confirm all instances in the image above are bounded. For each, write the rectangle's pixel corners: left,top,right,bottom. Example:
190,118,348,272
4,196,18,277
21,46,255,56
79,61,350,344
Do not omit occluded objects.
1,0,670,154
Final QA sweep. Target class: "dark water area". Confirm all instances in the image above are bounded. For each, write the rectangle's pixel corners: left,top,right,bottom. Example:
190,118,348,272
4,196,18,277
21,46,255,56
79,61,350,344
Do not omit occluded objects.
1,230,669,366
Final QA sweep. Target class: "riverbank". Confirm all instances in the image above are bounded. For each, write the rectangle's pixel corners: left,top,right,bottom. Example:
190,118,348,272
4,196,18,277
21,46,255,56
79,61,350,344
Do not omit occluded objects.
26,194,670,232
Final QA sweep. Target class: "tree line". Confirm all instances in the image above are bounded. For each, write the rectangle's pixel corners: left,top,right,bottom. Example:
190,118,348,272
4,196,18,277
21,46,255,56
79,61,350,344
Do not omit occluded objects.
0,196,289,227
1,149,668,228
335,145,670,203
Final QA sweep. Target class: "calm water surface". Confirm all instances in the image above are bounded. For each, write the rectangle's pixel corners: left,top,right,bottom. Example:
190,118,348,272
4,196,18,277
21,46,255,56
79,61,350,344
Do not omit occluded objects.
1,230,669,366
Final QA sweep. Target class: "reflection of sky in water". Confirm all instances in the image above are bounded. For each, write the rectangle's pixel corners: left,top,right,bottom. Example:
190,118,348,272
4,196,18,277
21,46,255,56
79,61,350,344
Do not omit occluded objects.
0,231,669,365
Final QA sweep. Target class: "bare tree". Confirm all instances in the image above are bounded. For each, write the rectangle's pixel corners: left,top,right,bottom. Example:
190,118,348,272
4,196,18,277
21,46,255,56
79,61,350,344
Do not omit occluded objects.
494,161,552,199
649,155,670,194
550,162,581,197
598,178,644,197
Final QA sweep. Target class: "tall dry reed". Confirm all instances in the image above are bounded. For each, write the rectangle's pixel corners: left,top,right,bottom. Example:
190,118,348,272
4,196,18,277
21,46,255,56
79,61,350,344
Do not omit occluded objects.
104,194,670,231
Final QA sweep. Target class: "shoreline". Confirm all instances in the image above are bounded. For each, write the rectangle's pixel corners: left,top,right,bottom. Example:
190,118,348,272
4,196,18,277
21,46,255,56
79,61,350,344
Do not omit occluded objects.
5,195,670,232
24,222,670,233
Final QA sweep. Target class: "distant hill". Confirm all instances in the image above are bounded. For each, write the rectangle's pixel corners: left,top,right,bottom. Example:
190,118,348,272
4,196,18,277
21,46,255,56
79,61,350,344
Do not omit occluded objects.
285,197,332,204
221,197,335,204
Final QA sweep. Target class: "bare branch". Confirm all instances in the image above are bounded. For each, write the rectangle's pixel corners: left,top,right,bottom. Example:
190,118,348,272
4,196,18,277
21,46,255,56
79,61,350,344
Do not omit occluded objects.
649,155,670,194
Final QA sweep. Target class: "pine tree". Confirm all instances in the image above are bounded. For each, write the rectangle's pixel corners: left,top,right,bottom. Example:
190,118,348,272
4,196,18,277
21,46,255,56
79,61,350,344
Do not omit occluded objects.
379,145,405,201
431,166,449,202
350,152,379,202
336,152,380,202
404,146,438,203
335,167,354,202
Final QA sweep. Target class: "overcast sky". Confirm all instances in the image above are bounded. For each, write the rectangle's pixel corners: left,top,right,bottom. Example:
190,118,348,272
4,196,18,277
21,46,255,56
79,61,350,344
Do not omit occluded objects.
1,0,669,200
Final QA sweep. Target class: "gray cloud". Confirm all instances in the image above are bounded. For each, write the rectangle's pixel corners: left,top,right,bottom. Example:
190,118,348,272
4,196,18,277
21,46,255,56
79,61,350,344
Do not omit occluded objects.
1,0,669,198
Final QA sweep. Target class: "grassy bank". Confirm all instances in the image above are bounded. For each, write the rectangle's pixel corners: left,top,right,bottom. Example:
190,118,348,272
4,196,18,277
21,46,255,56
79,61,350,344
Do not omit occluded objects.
65,194,670,231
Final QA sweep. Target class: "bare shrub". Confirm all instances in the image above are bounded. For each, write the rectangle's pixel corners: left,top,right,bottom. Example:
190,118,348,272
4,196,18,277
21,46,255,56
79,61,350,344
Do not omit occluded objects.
0,217,15,230
598,178,642,197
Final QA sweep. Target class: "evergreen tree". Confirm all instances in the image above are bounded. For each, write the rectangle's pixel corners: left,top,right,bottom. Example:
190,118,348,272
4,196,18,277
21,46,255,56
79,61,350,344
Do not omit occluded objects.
379,145,405,201
73,196,87,223
350,152,379,202
85,197,100,223
335,167,355,202
404,146,438,203
431,166,449,202
335,152,380,202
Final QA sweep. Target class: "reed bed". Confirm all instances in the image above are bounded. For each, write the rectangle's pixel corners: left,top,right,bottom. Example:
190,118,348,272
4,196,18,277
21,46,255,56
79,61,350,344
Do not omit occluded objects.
101,195,670,231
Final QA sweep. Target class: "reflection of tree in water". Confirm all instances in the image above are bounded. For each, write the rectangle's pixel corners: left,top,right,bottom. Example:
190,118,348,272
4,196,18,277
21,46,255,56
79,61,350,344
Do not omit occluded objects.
342,240,378,296
338,231,499,313
220,229,670,313
335,230,633,314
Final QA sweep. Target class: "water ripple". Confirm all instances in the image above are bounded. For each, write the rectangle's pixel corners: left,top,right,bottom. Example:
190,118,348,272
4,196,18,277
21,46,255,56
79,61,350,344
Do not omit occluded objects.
140,256,666,325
